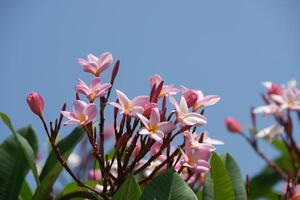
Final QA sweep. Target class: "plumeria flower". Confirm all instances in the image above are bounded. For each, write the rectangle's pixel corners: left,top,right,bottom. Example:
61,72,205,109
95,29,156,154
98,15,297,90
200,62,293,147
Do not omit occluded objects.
183,131,223,151
75,77,111,102
271,80,300,111
67,153,82,167
263,81,283,96
180,141,211,174
109,90,149,117
149,74,179,98
170,96,207,126
78,52,113,76
253,104,282,116
256,124,284,142
180,87,220,112
137,108,176,141
61,100,97,126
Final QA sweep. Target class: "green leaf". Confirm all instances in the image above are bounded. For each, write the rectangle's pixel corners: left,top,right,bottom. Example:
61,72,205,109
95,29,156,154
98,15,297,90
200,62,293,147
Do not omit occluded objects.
271,139,289,156
222,153,247,200
202,175,214,200
210,152,235,200
34,128,84,199
18,181,33,200
59,180,99,198
196,189,203,200
141,168,197,200
0,112,40,186
58,191,103,200
0,126,38,200
112,174,141,200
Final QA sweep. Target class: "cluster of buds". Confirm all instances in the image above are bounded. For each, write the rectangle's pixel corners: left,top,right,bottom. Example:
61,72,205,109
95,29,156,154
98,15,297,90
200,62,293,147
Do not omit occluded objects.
225,79,300,199
27,52,222,199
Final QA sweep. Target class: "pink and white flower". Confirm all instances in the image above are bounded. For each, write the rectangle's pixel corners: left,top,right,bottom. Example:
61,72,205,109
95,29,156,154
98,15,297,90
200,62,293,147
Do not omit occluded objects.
180,141,211,174
170,96,207,126
253,104,282,116
263,81,283,96
109,90,149,117
78,52,113,76
137,108,176,141
150,74,179,98
75,78,111,102
256,124,284,141
180,87,220,111
61,100,97,126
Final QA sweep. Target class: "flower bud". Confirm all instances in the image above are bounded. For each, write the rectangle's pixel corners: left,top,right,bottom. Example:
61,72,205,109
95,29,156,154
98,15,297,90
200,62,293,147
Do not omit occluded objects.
27,92,44,117
268,83,282,96
224,117,242,133
183,90,198,108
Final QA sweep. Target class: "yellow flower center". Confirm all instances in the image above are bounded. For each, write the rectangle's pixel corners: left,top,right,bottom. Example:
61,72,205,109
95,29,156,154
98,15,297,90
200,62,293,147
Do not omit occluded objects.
77,114,87,122
287,99,295,106
149,124,157,132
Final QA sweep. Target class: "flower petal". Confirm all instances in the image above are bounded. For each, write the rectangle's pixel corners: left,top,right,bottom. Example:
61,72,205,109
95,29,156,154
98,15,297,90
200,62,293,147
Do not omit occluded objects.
116,90,130,107
150,108,160,125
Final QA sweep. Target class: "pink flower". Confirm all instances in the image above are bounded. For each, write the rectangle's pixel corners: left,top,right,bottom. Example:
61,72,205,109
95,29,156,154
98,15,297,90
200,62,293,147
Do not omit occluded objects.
61,100,97,126
109,90,149,117
27,92,45,118
183,131,223,150
151,141,163,155
180,141,211,174
88,169,102,180
170,96,207,126
103,123,114,139
224,117,242,133
137,108,176,141
253,104,282,116
180,87,221,112
270,80,300,111
150,74,179,98
142,102,157,118
256,124,283,142
75,78,111,102
78,52,113,76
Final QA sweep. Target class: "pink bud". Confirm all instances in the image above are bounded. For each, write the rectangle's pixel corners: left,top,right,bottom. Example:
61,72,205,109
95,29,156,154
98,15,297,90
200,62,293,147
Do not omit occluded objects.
183,91,198,108
268,83,282,96
224,117,242,133
27,92,44,117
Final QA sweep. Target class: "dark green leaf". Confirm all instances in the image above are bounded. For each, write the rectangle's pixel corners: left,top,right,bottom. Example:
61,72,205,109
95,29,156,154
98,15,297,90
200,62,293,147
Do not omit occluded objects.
222,153,247,200
202,175,214,200
0,126,38,200
141,168,197,200
34,128,84,199
0,112,40,186
18,181,33,200
112,174,141,200
210,152,235,200
59,180,99,198
58,191,103,200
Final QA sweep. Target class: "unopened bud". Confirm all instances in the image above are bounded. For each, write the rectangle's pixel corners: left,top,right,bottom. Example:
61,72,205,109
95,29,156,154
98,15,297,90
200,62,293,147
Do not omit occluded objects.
183,91,198,108
27,92,44,118
224,117,242,133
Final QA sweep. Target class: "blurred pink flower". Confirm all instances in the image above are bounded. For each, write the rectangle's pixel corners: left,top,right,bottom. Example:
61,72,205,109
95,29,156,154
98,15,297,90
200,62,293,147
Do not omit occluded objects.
103,123,114,139
61,100,97,126
137,108,176,141
150,141,163,155
256,124,283,142
75,77,111,102
253,104,282,116
263,81,283,96
142,102,157,118
78,52,113,76
149,74,179,98
170,96,207,126
224,117,242,133
27,92,44,118
88,169,102,180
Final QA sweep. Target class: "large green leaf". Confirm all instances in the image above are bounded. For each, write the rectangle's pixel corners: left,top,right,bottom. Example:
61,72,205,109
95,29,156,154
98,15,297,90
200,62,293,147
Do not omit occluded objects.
202,175,214,200
58,191,103,200
18,180,33,200
0,112,40,186
112,174,141,200
0,126,38,200
210,152,235,200
222,153,247,200
140,168,197,200
34,128,84,199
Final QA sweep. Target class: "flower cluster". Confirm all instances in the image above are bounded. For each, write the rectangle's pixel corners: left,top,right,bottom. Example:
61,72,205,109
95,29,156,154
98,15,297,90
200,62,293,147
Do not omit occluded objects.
27,52,222,198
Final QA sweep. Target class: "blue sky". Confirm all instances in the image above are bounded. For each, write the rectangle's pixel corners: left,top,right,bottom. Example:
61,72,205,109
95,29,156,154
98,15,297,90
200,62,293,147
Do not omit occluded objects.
0,0,299,183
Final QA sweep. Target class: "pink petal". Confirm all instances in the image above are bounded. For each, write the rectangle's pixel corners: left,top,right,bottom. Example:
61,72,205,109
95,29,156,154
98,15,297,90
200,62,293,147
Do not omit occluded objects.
150,108,160,125
61,111,77,121
64,119,80,126
179,97,189,113
108,102,124,110
85,103,97,123
139,127,150,135
116,90,130,107
131,96,150,107
136,113,149,129
91,77,101,87
150,130,164,141
73,100,87,116
78,58,88,66
97,52,113,71
157,122,176,134
87,54,99,62
202,95,221,106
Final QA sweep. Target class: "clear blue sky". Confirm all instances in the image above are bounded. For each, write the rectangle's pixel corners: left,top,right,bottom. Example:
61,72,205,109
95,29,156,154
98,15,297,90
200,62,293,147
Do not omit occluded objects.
0,0,299,182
